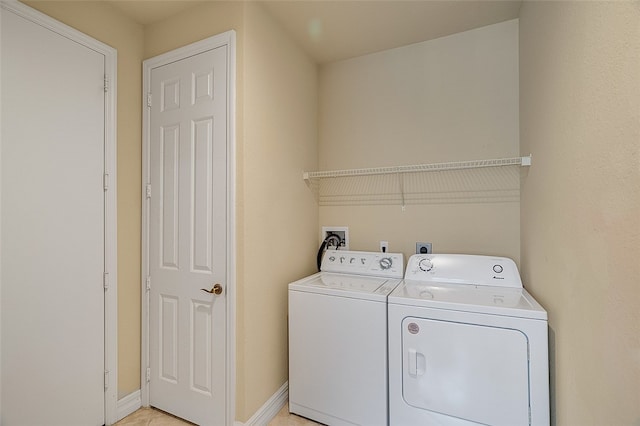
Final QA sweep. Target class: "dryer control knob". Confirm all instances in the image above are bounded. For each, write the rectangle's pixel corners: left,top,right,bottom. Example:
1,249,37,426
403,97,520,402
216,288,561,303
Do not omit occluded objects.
379,257,393,270
419,258,433,272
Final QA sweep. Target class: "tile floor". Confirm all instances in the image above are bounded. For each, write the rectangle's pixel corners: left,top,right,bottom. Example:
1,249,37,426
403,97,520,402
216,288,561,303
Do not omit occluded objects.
268,404,322,426
115,403,322,426
114,407,194,426
115,407,193,426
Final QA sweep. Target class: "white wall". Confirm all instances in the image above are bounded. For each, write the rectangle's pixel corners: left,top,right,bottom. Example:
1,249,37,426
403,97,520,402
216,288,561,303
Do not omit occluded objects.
318,20,521,261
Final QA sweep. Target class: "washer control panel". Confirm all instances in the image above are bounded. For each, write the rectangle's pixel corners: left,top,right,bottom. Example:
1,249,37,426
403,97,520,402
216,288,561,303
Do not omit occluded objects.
405,254,522,288
321,250,404,278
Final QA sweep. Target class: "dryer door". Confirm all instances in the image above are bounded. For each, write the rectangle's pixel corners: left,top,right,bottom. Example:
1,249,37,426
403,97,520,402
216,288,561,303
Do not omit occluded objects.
402,317,530,425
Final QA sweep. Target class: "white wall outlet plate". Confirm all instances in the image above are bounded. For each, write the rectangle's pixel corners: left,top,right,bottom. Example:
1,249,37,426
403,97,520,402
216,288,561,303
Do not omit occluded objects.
321,226,349,250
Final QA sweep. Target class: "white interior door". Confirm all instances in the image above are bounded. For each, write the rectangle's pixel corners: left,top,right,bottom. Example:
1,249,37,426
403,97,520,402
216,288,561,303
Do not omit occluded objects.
148,45,228,426
1,6,107,425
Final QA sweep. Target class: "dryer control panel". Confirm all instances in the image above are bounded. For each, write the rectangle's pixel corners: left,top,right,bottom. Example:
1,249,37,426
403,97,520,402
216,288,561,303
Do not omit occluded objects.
322,250,404,279
405,254,522,288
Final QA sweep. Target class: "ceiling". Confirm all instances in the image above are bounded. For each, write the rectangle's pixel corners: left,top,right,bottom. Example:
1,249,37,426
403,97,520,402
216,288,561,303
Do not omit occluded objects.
107,0,523,64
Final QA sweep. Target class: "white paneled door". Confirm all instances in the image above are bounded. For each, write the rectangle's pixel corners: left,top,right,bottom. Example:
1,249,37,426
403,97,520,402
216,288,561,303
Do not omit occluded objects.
1,4,116,425
148,45,228,425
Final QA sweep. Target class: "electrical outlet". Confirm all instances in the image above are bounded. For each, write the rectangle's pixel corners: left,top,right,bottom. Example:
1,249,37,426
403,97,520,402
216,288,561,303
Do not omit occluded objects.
322,226,349,250
416,242,432,254
380,241,389,253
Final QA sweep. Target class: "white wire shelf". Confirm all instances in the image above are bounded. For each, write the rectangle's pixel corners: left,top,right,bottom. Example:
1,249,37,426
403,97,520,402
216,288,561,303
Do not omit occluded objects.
303,155,531,181
303,155,531,208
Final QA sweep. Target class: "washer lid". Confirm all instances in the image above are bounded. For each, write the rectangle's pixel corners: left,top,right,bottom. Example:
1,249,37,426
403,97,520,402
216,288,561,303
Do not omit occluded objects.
389,280,547,320
289,272,401,302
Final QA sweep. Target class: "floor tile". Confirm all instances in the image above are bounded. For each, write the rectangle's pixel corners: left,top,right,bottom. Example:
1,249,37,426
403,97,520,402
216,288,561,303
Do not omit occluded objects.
268,404,323,426
117,403,322,426
115,407,194,426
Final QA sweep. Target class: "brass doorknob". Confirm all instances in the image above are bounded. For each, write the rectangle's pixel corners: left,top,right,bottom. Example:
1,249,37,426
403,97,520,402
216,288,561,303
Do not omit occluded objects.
201,284,223,295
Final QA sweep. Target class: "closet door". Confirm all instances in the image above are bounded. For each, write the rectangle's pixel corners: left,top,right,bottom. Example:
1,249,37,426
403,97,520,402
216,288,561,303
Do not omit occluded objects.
1,7,106,425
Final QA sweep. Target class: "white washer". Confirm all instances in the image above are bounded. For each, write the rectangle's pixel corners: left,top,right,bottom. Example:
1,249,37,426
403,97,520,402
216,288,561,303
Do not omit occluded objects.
388,254,549,426
289,250,404,426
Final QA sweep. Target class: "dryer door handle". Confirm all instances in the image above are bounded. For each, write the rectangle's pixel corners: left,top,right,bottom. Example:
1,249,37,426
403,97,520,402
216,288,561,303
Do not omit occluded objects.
408,348,426,377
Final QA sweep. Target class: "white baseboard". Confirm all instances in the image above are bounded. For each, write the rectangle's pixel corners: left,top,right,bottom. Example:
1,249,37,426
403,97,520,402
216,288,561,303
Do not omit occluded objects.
237,381,288,426
117,383,286,426
116,390,142,422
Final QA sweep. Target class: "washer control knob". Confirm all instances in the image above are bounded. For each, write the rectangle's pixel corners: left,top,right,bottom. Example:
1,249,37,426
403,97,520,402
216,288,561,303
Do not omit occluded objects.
493,264,504,274
419,258,433,272
329,256,336,262
340,256,346,264
379,257,393,270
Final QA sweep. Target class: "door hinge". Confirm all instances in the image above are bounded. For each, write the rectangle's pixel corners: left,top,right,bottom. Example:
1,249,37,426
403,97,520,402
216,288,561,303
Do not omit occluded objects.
104,370,110,390
146,276,151,291
146,184,152,199
146,367,151,383
147,93,152,108
104,75,109,93
104,272,109,290
103,173,109,191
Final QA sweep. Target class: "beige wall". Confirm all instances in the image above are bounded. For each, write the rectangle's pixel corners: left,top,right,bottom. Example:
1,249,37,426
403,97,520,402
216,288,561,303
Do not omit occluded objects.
240,2,318,420
519,2,640,425
318,20,521,262
143,2,243,60
24,1,145,399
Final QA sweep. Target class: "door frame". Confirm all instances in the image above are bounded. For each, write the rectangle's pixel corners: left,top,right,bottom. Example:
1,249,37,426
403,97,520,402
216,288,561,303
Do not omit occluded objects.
0,0,118,424
141,31,237,425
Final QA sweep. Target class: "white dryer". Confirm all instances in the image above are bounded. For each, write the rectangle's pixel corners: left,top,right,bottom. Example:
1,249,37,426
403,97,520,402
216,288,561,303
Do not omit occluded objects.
388,254,549,426
289,250,404,426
